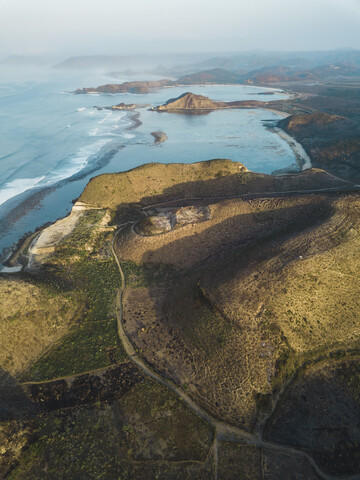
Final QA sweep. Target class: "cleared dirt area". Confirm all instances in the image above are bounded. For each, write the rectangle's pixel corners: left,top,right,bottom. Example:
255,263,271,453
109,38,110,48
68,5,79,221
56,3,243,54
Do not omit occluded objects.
136,205,211,236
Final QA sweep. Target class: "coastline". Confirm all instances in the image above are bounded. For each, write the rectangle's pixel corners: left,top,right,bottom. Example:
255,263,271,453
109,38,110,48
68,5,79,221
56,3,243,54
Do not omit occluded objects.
271,126,312,171
125,111,142,130
258,106,312,172
0,108,143,265
0,87,305,266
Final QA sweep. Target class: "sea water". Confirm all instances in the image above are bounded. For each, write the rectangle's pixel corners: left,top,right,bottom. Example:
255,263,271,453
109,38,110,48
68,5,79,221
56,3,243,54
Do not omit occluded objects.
0,66,294,261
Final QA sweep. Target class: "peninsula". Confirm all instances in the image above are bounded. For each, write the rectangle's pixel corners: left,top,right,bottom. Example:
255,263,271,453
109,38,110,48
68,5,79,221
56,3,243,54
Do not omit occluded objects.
2,50,360,479
1,158,359,479
74,79,173,94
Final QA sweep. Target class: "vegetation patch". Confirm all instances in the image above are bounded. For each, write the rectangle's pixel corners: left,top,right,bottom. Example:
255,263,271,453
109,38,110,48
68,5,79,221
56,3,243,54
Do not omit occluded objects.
21,257,126,381
7,380,213,480
121,260,179,288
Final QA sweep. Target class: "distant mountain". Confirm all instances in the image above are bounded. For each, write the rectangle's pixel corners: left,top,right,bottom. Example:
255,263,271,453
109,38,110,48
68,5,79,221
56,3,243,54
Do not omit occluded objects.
1,55,46,66
177,68,243,85
194,53,311,72
55,55,147,69
192,50,360,73
55,53,217,70
240,63,360,85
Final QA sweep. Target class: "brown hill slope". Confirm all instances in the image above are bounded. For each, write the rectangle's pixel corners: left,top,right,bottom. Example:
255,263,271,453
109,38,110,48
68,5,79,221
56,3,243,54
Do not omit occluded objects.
177,68,243,85
278,112,360,180
154,92,228,111
2,159,360,478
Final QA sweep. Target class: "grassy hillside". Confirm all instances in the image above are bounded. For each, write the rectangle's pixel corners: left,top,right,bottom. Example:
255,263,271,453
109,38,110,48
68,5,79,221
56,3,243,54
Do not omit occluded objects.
1,159,359,478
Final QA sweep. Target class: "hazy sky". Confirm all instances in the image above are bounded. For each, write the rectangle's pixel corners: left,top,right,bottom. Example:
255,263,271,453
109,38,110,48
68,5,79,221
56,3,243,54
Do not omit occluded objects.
1,0,360,56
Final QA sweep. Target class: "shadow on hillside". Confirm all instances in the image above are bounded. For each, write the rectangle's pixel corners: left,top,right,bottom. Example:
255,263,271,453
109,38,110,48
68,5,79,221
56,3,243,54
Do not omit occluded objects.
113,159,352,224
0,368,37,421
112,167,351,226
139,169,350,206
137,197,335,271
265,363,360,477
119,198,334,428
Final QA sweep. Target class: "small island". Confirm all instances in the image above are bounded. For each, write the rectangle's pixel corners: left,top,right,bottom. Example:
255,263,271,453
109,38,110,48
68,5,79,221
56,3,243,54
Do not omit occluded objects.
95,102,149,111
151,131,168,143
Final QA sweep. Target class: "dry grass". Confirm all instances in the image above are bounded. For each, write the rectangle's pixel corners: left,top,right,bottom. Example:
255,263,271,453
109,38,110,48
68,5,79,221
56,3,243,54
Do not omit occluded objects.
119,191,360,430
117,196,329,269
79,160,248,209
204,195,360,357
79,159,350,210
0,278,82,378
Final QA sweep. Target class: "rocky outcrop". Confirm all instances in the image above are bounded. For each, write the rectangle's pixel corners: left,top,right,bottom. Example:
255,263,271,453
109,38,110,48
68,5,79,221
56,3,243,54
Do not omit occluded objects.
95,103,149,111
152,92,227,111
278,112,360,181
151,131,168,143
278,112,349,134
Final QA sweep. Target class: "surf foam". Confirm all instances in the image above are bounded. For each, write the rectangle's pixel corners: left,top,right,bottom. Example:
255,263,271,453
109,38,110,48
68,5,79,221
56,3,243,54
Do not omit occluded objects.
0,176,45,206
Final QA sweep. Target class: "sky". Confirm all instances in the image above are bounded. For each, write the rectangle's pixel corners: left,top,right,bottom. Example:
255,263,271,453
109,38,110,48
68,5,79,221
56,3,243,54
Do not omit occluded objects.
1,0,360,57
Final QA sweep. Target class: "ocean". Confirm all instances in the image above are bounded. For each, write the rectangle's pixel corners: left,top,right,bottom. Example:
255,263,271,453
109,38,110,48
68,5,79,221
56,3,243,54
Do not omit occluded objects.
0,66,296,262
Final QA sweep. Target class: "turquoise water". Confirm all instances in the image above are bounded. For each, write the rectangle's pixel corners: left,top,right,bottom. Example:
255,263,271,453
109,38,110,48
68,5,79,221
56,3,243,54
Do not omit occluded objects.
0,67,294,260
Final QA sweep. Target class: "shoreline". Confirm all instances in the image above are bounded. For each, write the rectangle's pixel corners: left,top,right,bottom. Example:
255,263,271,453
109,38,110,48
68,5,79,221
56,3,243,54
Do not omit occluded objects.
271,126,312,171
0,93,306,267
0,108,144,265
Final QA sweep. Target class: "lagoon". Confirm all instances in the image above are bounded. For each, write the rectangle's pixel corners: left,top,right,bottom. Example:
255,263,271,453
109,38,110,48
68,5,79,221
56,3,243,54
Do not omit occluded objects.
0,68,297,261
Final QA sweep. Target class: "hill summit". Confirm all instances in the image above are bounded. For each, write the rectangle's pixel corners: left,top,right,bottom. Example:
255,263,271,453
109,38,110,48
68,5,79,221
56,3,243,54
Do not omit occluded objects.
153,92,227,111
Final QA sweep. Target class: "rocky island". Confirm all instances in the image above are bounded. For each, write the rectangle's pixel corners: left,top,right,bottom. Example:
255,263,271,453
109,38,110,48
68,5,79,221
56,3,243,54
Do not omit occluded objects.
95,102,150,111
151,131,168,143
73,69,245,95
151,91,267,112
